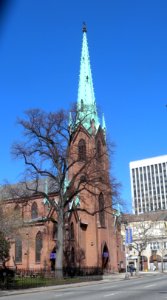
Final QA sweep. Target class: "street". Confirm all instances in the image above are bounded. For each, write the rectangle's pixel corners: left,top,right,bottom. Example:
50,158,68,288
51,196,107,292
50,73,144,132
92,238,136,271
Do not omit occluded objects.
0,274,167,300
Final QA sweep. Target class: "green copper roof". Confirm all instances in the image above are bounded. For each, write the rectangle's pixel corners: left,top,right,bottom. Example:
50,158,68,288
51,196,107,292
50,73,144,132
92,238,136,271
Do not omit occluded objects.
77,25,99,133
102,113,106,130
43,179,49,206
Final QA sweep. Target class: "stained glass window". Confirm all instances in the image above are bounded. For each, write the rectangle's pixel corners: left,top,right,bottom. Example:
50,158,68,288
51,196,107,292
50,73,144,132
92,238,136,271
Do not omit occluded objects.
99,193,105,227
15,236,22,263
78,139,86,161
35,231,43,262
31,202,38,219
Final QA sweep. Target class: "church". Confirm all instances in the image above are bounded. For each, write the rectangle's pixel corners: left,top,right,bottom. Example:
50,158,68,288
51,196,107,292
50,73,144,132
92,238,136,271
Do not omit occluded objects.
3,24,123,273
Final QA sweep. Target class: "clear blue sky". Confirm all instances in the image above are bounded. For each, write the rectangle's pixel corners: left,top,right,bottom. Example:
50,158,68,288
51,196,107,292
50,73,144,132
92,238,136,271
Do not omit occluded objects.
1,0,167,212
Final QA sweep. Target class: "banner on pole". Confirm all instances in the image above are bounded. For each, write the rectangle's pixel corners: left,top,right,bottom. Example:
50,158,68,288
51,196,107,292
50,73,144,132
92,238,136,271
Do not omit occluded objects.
125,228,133,245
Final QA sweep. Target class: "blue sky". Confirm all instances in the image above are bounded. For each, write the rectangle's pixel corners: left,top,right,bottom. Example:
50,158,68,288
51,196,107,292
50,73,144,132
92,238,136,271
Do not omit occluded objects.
1,0,167,212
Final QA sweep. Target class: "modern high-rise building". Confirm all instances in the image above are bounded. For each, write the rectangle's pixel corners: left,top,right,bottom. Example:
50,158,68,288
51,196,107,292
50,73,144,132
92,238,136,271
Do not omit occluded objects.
130,155,167,214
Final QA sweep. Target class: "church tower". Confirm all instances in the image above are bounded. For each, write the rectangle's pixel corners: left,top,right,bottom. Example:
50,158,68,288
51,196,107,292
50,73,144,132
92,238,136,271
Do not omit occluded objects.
67,24,119,272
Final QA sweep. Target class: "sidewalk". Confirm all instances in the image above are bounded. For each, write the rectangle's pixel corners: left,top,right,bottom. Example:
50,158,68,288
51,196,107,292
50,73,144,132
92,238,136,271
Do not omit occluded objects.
0,280,110,298
0,271,163,297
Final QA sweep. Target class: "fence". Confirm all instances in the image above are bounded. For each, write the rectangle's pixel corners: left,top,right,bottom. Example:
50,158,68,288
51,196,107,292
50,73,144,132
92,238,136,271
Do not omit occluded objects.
0,267,103,290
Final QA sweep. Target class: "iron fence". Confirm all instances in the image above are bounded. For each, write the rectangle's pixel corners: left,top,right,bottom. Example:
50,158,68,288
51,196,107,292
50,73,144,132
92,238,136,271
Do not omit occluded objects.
0,267,103,290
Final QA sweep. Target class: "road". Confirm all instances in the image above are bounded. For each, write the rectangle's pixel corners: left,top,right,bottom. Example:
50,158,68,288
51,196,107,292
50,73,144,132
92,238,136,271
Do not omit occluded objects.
0,274,167,300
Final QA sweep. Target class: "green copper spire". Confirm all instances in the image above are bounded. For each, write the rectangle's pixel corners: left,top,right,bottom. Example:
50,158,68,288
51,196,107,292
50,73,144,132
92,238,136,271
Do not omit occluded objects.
77,23,99,133
102,113,106,130
69,111,72,125
43,179,49,205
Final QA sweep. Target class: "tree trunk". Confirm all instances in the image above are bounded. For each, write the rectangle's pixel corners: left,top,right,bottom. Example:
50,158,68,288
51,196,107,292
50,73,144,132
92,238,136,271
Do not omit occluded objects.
136,254,140,274
55,209,64,279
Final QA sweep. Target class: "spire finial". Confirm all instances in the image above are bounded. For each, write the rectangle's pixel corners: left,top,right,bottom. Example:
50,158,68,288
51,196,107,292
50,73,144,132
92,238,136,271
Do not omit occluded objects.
82,22,87,33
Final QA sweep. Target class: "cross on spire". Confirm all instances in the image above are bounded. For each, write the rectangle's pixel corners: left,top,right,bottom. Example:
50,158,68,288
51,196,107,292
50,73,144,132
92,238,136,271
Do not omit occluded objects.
82,22,87,33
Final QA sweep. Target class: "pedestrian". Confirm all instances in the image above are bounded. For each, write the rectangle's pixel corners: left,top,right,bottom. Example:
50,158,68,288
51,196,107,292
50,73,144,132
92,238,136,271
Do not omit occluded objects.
153,264,156,271
129,265,133,276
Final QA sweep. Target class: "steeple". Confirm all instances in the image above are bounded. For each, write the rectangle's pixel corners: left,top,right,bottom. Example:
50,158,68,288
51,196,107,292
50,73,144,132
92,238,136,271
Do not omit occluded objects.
102,113,106,139
102,113,106,131
77,23,99,133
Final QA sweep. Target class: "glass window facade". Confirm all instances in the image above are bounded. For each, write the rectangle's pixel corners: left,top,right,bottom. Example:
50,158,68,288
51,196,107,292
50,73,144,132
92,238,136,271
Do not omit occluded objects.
130,156,167,214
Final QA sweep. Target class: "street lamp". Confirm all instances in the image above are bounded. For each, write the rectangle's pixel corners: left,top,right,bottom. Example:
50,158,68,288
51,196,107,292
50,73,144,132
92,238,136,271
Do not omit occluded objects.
124,227,133,279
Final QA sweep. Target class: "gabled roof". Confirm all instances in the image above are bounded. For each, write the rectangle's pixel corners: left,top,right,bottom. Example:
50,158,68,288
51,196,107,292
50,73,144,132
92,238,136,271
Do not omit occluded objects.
122,211,167,223
0,178,59,201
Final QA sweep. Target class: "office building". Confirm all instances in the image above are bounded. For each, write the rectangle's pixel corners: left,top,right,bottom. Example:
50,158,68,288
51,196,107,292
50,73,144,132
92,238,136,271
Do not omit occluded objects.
130,155,167,214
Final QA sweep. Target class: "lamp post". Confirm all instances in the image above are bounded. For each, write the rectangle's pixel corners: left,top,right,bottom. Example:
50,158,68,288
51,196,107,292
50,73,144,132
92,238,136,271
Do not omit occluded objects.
124,227,133,279
125,246,129,279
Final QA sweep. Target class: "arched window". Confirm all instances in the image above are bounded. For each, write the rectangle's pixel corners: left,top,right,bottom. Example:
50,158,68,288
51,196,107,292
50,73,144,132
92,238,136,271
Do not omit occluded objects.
52,222,58,240
99,193,105,227
35,231,43,262
78,139,86,161
80,175,86,183
15,236,22,263
31,202,38,219
70,222,74,240
97,140,102,160
14,204,21,219
14,204,20,212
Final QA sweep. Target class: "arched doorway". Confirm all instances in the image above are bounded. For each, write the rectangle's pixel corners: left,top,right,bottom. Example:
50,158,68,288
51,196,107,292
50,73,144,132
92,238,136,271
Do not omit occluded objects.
150,254,162,271
102,243,109,270
71,247,75,265
140,256,148,271
50,246,56,271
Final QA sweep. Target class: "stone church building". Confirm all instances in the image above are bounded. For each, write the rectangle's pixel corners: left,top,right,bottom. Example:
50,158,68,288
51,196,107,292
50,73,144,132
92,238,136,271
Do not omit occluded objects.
2,25,123,273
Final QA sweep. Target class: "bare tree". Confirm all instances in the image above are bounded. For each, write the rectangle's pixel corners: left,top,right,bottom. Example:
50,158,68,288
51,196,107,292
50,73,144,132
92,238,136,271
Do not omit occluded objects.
0,200,23,266
149,219,167,273
9,107,121,277
121,212,167,274
122,214,154,273
131,222,153,273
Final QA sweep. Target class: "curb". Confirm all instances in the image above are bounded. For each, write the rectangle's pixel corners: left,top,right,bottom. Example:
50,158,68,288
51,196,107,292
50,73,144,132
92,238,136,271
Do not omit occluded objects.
0,272,160,297
0,276,127,297
0,280,109,297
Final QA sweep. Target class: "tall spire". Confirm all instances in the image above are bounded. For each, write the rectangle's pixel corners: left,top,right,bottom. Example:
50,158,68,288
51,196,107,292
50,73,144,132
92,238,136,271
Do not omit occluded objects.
77,23,99,133
102,113,106,138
